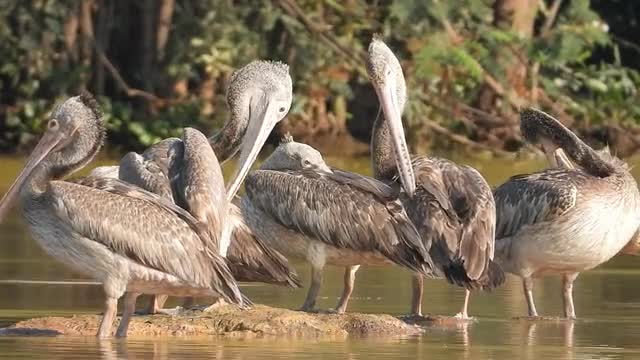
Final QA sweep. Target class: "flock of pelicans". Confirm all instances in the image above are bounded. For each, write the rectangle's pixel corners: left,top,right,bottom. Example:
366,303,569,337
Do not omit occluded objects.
0,38,639,338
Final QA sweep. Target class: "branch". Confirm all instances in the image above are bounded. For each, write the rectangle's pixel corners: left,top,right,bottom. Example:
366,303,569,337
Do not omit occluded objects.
89,37,174,106
612,35,640,56
424,119,512,157
275,0,368,77
540,0,562,37
275,0,520,154
532,0,562,103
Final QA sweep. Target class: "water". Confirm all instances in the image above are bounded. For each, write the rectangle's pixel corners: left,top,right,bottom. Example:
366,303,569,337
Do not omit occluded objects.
1,153,640,359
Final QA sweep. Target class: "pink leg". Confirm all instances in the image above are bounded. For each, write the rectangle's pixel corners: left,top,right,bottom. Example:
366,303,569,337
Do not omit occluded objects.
455,289,471,319
409,273,424,316
523,276,538,317
116,292,140,337
97,297,118,338
334,265,360,314
562,273,579,319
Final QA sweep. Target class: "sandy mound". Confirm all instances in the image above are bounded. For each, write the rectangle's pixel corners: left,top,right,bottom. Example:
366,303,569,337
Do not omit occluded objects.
0,305,423,338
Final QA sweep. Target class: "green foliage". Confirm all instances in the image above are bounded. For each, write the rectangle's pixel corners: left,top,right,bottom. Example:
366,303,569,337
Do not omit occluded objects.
0,0,638,153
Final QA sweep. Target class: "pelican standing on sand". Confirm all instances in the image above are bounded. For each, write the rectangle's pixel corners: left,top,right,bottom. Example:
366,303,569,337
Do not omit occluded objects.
366,38,504,319
241,132,435,313
492,108,640,319
0,94,235,337
0,64,292,336
91,61,300,313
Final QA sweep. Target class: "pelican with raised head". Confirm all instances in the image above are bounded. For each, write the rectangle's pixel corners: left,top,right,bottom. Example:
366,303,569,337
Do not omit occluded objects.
241,132,435,313
367,38,504,319
90,60,300,314
492,108,640,319
0,92,283,337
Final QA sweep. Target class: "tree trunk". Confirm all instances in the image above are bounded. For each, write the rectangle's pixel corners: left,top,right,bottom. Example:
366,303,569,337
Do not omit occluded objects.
156,0,175,62
93,0,113,96
474,0,538,112
140,0,156,92
199,74,216,116
79,0,94,90
63,2,79,62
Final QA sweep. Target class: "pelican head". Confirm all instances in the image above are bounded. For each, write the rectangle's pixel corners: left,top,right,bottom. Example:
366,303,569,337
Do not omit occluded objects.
225,60,293,201
520,108,616,177
260,133,331,172
0,93,104,220
520,108,583,166
366,37,416,196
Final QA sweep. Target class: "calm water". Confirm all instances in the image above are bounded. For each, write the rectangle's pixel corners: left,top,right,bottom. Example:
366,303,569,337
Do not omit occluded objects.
1,153,640,359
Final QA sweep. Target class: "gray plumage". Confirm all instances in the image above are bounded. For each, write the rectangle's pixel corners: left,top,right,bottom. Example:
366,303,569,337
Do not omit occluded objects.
169,128,226,252
0,93,243,338
492,108,640,319
403,157,501,289
242,136,432,312
210,60,292,163
72,175,240,301
89,165,119,179
494,169,579,241
367,38,502,318
90,61,299,296
226,200,301,287
119,141,177,201
246,168,432,274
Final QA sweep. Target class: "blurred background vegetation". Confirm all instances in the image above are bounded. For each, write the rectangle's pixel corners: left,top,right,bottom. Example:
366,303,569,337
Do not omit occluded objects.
0,0,639,157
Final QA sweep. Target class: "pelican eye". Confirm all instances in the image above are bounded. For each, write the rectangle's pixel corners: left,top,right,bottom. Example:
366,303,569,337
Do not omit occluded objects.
48,119,59,130
303,159,311,166
279,107,286,113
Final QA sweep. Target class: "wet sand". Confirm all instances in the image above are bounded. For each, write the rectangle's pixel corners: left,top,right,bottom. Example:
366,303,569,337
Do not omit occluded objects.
0,304,424,338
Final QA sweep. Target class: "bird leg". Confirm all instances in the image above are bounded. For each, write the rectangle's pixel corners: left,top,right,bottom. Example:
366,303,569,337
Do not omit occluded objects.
455,289,471,319
562,273,579,319
116,292,140,337
333,265,360,314
409,273,424,316
523,276,539,317
182,297,195,309
97,297,118,338
140,295,168,315
203,298,227,312
299,266,323,312
137,294,183,315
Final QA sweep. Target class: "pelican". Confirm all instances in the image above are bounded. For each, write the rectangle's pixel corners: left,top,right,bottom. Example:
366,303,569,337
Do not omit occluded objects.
549,148,640,257
0,93,246,337
366,38,504,319
241,132,435,313
89,60,299,313
493,108,640,319
95,133,301,313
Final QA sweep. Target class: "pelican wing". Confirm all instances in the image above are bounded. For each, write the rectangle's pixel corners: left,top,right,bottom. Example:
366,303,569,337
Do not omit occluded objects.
170,128,226,251
245,169,433,275
405,157,502,289
119,152,174,201
61,177,244,305
226,202,302,287
493,169,579,240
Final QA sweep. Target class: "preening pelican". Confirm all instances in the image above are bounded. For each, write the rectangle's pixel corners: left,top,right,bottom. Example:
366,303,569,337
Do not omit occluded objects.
493,108,640,319
240,134,435,313
90,60,300,314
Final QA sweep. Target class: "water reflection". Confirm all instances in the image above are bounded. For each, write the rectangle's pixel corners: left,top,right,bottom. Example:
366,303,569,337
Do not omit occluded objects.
1,155,640,358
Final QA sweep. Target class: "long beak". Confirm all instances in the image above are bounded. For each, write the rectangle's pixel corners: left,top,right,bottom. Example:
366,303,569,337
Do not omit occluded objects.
0,130,63,221
226,95,277,201
377,82,416,196
552,148,574,169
